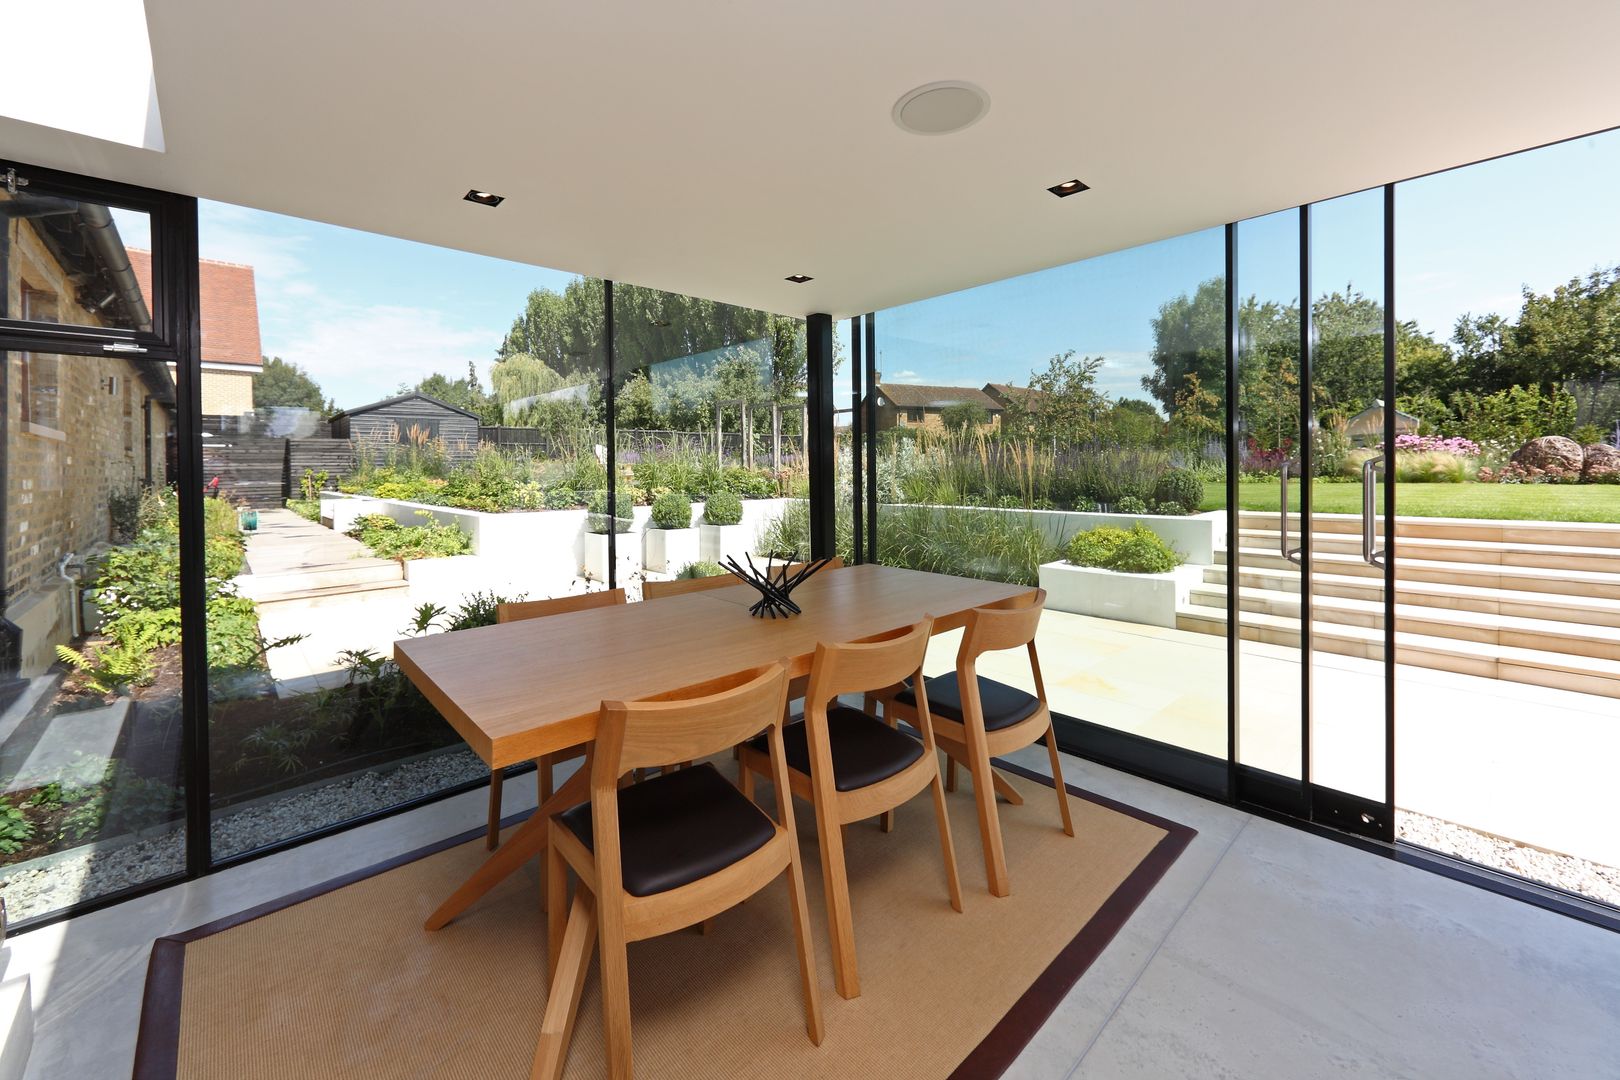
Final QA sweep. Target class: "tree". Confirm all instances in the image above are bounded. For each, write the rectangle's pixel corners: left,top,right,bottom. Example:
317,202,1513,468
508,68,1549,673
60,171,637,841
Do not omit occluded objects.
1005,350,1105,447
413,372,500,425
939,401,989,435
1142,277,1226,413
253,356,330,413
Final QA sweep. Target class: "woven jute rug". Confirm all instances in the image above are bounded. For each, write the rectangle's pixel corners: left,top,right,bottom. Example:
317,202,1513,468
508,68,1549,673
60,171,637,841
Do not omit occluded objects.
136,761,1192,1079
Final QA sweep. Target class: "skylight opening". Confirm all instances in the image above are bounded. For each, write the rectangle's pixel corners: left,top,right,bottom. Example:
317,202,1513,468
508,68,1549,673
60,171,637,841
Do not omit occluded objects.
2,0,165,151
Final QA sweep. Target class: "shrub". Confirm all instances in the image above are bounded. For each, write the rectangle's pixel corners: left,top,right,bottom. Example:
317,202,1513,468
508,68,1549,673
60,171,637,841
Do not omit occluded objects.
703,490,743,526
1114,495,1150,515
285,497,322,522
1152,468,1203,514
1393,451,1470,483
650,491,693,530
721,467,777,499
543,486,581,510
678,560,728,579
1066,523,1181,574
586,490,633,534
108,486,143,542
0,799,35,855
348,512,471,559
1071,449,1167,505
876,505,1055,586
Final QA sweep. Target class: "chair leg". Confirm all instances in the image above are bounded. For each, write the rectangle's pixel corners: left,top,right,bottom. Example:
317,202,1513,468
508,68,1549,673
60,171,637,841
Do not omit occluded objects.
965,728,1010,897
816,813,862,1000
926,763,965,914
1044,726,1076,837
486,769,504,851
783,851,825,1045
598,895,634,1079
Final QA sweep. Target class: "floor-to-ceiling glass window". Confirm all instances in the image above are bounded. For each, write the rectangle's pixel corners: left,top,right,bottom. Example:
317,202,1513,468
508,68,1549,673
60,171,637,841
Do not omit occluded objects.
868,229,1230,776
0,175,187,923
1231,209,1307,793
609,284,808,593
1393,130,1620,904
198,201,607,861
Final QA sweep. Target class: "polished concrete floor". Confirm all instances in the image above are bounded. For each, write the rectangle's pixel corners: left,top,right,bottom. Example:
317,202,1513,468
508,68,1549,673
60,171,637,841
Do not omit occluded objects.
7,745,1618,1079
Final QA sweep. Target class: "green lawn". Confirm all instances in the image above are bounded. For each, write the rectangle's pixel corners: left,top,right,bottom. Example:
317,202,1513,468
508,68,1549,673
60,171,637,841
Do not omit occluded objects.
1200,480,1620,523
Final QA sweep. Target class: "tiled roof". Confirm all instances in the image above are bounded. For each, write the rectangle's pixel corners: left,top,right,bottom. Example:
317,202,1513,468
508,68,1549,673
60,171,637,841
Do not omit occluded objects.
876,383,1002,410
129,249,264,368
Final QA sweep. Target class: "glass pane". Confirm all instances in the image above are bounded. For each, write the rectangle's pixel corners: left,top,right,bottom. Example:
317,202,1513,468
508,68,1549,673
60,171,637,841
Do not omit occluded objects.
1233,209,1304,780
2,187,154,332
1306,190,1388,803
200,200,604,859
0,350,183,924
612,284,808,594
871,229,1229,759
1393,129,1620,904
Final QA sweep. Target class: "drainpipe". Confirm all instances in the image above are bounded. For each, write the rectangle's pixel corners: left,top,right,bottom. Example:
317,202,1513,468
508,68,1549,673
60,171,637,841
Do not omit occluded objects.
57,553,84,640
75,202,152,332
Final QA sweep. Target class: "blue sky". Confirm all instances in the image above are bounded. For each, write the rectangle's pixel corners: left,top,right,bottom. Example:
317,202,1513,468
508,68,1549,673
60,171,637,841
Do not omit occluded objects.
123,130,1619,413
871,129,1620,408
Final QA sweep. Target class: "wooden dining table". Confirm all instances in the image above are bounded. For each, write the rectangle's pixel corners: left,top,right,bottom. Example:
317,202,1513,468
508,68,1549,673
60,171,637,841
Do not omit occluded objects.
393,563,1035,1075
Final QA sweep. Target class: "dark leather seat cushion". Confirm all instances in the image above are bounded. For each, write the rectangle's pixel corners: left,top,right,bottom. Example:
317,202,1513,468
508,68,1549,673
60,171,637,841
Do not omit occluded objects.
557,763,775,897
750,705,925,792
895,674,1041,731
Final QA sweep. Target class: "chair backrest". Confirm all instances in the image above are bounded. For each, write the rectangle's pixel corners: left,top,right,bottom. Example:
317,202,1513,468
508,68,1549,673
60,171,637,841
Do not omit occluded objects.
496,589,626,623
780,556,843,575
957,589,1045,664
804,617,932,708
641,574,736,600
595,662,792,776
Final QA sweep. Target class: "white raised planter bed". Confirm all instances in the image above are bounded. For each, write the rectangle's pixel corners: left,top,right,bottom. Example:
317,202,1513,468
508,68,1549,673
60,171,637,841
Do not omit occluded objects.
644,527,700,573
886,504,1223,565
1038,560,1204,628
583,531,639,583
699,522,750,564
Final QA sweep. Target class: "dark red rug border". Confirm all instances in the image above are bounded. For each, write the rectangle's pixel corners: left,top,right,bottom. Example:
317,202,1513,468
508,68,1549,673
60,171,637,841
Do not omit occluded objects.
133,769,1194,1080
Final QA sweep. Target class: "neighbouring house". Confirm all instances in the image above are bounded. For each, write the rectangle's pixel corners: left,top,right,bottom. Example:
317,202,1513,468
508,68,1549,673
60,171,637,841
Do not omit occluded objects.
330,392,481,465
129,249,264,416
873,382,1005,432
2,191,177,678
1344,400,1420,446
983,382,1045,414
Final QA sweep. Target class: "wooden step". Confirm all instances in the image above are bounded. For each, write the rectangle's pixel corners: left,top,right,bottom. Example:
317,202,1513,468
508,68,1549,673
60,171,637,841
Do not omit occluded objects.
1236,528,1620,574
1218,547,1620,602
1234,511,1620,549
1203,563,1620,629
1188,582,1620,661
1175,605,1620,698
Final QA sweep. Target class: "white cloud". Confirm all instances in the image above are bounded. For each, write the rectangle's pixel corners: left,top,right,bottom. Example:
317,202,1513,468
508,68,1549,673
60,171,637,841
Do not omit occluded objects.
281,305,492,410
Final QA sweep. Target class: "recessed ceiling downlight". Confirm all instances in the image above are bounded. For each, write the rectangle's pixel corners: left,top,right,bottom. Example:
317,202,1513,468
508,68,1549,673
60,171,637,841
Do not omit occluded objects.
892,81,990,136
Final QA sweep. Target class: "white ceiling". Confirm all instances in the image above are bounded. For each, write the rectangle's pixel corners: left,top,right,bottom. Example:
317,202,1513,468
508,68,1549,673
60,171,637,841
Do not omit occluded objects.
2,0,1617,319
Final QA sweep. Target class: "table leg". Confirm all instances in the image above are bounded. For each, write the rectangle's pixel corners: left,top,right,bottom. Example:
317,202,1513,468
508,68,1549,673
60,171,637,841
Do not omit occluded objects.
425,766,591,932
531,889,597,1080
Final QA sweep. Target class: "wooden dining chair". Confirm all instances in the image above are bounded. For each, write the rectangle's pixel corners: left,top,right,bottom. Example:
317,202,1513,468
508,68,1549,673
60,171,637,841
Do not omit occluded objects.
541,662,822,1080
737,618,961,1000
883,589,1073,898
484,589,626,850
640,573,737,600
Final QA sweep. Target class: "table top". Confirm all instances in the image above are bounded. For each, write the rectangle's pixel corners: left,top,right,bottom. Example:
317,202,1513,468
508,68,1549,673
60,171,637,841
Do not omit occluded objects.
393,564,1034,769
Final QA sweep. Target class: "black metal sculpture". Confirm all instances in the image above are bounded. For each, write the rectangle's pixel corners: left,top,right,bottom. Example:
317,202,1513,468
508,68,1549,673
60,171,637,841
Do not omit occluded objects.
723,551,834,619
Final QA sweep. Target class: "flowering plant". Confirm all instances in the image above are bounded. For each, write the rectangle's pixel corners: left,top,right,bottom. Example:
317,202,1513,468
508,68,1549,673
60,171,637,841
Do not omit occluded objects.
1378,434,1481,456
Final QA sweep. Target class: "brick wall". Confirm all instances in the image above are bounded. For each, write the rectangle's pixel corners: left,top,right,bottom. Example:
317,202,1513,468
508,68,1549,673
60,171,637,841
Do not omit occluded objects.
4,208,175,671
201,369,255,415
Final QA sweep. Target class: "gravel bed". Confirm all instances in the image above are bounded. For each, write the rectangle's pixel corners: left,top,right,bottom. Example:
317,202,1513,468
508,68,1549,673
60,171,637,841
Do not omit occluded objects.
1397,810,1620,907
0,748,490,924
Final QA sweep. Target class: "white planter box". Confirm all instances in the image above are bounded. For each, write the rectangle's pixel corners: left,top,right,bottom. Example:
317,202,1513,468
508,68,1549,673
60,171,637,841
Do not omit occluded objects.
699,522,750,564
583,530,638,583
644,527,700,573
401,554,483,589
1038,560,1203,628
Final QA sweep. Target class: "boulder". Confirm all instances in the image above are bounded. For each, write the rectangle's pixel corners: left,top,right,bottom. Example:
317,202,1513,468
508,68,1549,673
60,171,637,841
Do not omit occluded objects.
1583,443,1620,483
1511,435,1584,477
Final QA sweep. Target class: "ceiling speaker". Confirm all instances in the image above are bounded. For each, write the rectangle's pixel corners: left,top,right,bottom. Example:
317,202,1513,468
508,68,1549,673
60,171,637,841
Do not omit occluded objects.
892,81,990,136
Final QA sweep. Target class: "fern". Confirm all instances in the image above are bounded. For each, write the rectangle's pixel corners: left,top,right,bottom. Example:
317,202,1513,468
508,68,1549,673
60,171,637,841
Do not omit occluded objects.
56,641,153,695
